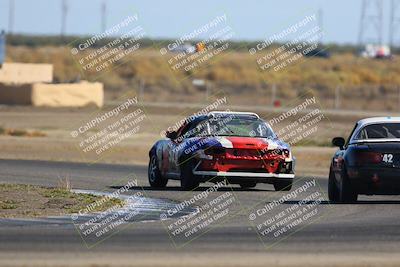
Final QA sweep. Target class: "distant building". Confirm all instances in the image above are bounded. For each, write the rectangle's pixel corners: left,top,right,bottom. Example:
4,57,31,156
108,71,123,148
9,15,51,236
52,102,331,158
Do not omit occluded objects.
0,62,103,107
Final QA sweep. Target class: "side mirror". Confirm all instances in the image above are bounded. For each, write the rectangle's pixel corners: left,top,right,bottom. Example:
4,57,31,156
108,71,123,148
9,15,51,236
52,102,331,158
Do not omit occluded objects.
166,131,178,140
332,137,345,149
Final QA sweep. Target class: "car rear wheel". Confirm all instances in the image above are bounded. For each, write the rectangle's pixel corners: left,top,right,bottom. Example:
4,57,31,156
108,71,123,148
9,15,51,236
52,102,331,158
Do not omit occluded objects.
338,168,358,203
180,160,199,190
239,182,257,189
148,155,168,188
328,168,339,202
273,180,292,191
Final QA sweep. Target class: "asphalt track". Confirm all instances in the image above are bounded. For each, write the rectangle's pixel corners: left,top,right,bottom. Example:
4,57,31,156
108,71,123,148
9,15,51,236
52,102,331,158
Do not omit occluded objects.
1,159,400,266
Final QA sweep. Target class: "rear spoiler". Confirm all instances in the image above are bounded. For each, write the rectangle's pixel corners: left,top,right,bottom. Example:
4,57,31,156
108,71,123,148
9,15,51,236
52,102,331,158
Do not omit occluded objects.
351,138,400,144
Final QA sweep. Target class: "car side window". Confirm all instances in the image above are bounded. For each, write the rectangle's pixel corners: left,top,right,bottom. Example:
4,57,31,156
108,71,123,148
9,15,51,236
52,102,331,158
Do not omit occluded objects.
357,128,367,139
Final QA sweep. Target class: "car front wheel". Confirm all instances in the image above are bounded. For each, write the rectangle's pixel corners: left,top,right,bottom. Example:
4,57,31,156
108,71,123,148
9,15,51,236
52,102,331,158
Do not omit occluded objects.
239,182,257,189
148,155,168,188
180,159,199,190
273,180,292,191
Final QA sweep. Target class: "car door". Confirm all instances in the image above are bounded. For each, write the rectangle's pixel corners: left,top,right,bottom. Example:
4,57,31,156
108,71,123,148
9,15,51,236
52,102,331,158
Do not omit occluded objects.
164,121,193,177
169,118,205,175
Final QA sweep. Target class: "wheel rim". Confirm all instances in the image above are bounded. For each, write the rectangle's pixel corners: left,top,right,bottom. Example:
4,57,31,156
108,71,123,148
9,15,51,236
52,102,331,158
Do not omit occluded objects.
149,157,157,182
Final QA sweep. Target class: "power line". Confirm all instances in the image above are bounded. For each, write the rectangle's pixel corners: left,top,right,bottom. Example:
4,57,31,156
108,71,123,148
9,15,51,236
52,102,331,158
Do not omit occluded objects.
389,0,400,48
8,0,15,35
318,8,323,43
358,0,384,45
61,0,68,36
101,1,107,32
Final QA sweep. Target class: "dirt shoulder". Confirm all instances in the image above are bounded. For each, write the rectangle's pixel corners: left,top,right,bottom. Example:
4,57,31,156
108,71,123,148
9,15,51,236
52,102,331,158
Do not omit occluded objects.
0,106,343,177
0,183,123,218
1,251,400,267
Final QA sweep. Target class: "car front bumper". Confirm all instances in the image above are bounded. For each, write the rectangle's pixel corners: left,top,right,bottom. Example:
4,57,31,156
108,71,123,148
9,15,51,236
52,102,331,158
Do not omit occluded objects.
192,170,294,184
193,170,294,179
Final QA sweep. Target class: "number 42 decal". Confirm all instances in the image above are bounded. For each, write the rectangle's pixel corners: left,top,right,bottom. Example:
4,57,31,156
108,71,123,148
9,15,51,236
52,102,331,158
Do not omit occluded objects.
383,154,393,163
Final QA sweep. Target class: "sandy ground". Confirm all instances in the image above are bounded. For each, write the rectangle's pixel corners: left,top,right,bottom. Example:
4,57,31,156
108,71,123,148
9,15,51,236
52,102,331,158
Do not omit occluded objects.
0,135,335,176
0,105,349,177
1,252,400,267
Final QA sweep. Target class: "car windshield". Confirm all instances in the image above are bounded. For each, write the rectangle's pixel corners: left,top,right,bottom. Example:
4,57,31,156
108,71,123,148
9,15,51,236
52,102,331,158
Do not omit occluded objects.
356,123,400,139
205,116,276,138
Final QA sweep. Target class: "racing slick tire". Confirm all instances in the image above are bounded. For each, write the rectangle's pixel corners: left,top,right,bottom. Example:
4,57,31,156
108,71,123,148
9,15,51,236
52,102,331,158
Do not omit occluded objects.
273,179,292,191
239,182,257,189
338,168,358,203
328,168,339,202
148,154,168,188
180,159,200,190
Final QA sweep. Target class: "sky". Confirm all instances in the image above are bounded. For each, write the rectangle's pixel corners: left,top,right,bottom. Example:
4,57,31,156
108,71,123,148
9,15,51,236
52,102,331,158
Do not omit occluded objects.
0,0,397,45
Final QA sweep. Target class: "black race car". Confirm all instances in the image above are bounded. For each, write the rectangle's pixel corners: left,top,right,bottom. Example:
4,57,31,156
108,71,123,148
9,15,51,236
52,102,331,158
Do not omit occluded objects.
329,117,400,203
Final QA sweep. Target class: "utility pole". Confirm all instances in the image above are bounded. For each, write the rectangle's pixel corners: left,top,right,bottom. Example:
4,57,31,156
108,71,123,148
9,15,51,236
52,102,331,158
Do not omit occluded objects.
61,0,68,37
205,81,211,101
0,31,6,67
397,86,400,110
8,0,14,35
335,86,340,109
101,1,107,32
358,0,384,46
318,8,323,43
389,0,400,49
139,79,145,102
271,84,276,106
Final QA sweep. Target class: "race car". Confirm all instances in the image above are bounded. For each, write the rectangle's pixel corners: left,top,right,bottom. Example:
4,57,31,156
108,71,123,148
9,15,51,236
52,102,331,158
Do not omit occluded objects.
329,117,400,203
148,111,295,190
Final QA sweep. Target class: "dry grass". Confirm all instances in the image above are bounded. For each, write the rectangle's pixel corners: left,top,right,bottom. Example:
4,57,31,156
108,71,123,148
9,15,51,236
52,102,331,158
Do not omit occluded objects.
6,46,400,109
0,183,124,218
57,175,72,190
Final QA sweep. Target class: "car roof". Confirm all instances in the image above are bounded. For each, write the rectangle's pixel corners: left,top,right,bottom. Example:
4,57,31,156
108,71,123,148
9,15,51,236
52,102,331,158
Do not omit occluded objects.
357,117,400,127
185,111,261,126
208,111,260,119
348,117,400,144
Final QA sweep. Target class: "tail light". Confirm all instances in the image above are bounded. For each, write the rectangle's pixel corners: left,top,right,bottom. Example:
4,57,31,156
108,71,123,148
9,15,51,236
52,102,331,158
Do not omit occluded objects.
355,151,382,165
